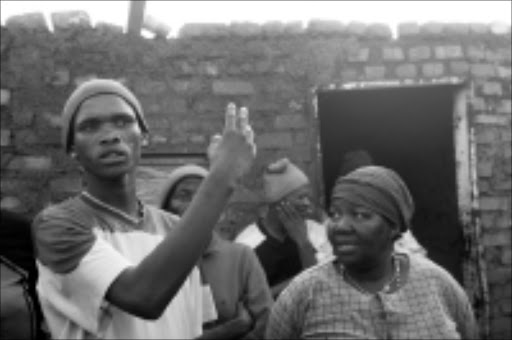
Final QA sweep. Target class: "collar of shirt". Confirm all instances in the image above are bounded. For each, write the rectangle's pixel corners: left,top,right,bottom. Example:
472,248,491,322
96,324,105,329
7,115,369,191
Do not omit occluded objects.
81,191,145,226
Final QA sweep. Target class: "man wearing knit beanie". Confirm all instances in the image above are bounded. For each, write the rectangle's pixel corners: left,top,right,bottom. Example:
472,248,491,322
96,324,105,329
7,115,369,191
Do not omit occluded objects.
235,158,332,298
31,78,257,339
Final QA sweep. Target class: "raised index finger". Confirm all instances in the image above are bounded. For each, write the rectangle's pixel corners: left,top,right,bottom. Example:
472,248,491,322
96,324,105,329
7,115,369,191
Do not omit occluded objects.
224,102,237,132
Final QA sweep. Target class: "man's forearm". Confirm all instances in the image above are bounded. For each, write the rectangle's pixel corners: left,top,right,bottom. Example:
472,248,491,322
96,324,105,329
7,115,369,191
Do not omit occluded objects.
107,168,234,318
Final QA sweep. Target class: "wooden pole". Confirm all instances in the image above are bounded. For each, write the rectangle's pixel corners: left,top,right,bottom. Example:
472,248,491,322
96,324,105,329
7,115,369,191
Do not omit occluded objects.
127,0,146,36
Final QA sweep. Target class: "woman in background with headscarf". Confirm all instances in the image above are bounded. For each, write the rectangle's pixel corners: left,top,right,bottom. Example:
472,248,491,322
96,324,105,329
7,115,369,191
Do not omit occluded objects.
266,165,477,339
159,164,273,340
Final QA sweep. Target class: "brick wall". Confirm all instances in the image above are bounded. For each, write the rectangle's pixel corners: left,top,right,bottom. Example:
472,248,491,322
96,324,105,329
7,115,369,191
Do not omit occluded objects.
0,11,510,339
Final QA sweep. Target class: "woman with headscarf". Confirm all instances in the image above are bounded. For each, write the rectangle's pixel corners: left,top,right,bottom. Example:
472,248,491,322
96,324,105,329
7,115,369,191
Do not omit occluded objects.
266,165,478,339
159,164,273,340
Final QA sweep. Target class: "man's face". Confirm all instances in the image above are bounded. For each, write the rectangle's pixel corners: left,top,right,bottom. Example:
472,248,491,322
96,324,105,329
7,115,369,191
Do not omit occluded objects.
279,184,315,219
71,94,143,179
165,177,203,216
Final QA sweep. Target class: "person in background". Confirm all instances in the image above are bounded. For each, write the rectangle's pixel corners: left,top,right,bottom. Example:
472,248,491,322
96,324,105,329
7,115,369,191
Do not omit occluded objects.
235,158,332,298
266,165,478,339
31,78,256,339
159,164,273,340
1,209,48,340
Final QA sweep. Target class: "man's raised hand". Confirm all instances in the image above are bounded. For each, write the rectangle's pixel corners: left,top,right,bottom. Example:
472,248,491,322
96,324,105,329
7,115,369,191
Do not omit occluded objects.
208,103,257,186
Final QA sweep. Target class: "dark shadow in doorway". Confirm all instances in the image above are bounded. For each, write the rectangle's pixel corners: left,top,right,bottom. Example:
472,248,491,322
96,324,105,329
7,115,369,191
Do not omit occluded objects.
318,84,464,283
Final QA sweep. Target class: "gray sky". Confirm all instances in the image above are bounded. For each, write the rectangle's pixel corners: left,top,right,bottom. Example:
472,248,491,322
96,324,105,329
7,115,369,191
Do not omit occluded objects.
1,1,511,36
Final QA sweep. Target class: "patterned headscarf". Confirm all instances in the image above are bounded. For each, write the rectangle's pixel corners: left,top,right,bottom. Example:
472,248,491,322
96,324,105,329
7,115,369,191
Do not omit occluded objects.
331,166,414,232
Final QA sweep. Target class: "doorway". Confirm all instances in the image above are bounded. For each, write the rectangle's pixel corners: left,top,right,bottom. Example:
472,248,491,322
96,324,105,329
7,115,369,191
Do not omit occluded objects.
317,83,464,283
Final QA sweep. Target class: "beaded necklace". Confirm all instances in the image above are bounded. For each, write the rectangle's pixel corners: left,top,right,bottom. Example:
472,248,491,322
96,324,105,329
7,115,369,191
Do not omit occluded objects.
343,253,401,294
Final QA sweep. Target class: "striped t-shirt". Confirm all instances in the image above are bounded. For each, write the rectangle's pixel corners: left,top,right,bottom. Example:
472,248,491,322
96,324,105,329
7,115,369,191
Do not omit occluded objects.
32,192,214,339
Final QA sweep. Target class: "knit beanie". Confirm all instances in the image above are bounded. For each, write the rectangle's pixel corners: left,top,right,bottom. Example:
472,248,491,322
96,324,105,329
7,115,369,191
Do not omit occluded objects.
61,78,149,153
263,158,309,203
332,165,414,232
158,164,209,209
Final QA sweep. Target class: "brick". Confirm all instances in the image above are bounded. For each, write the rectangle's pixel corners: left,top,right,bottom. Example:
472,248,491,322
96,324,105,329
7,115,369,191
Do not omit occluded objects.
487,267,512,284
364,65,387,80
261,21,285,36
474,115,510,126
434,45,463,59
497,100,511,115
274,114,306,129
230,22,262,36
490,317,512,335
397,22,420,37
470,96,487,111
490,22,511,35
346,22,366,36
0,89,11,106
382,47,404,61
422,63,444,78
12,108,34,127
496,66,512,79
408,46,431,61
340,68,360,82
48,68,70,86
133,79,167,96
471,64,496,78
0,196,23,212
420,22,444,35
213,80,255,95
482,230,511,246
449,61,470,75
0,129,11,147
469,23,489,35
256,132,293,148
503,249,512,264
480,197,510,211
365,23,392,39
178,23,229,38
444,23,470,35
307,20,345,34
189,134,206,144
14,129,38,146
283,21,304,35
466,46,486,61
5,12,48,31
51,11,92,31
477,160,493,177
294,132,308,145
347,48,370,62
7,156,52,171
481,82,503,96
395,64,417,79
95,22,123,35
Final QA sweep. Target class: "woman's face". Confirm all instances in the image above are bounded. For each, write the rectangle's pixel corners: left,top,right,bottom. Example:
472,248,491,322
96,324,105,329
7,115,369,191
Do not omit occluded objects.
327,198,397,268
165,177,203,216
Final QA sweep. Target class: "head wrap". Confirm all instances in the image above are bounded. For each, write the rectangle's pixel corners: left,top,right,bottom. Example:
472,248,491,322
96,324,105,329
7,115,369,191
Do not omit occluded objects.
61,78,149,153
263,158,309,203
158,164,208,209
331,165,414,232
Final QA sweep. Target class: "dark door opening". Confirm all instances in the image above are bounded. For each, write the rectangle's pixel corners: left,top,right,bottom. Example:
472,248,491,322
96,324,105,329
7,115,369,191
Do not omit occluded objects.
317,84,464,283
